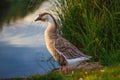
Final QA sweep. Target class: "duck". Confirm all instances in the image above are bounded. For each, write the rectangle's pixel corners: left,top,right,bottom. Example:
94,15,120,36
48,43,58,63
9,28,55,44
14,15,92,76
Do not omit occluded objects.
35,12,91,73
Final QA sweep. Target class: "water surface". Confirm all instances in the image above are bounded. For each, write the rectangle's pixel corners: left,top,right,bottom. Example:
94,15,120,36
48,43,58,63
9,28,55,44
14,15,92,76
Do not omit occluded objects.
0,1,58,79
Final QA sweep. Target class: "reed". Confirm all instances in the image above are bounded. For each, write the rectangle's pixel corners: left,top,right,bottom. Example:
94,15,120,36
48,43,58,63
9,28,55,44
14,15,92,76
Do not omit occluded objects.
55,0,120,66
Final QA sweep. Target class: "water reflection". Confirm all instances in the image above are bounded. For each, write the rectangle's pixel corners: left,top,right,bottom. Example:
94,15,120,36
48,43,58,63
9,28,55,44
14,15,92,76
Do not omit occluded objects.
0,21,46,47
0,1,58,79
0,0,43,28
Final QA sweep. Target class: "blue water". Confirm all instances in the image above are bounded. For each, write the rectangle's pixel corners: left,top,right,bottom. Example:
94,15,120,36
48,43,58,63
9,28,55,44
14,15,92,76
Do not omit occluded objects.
0,11,58,79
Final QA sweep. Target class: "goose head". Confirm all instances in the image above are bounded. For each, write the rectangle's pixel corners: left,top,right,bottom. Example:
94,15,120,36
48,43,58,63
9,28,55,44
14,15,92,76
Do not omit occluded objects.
35,13,52,22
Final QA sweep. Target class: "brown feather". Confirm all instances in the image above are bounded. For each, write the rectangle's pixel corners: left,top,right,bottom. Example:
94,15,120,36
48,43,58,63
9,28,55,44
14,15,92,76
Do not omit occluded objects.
54,36,90,59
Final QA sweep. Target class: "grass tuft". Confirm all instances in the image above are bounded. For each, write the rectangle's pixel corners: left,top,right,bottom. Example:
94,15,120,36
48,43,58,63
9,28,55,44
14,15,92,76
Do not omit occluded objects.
54,0,120,66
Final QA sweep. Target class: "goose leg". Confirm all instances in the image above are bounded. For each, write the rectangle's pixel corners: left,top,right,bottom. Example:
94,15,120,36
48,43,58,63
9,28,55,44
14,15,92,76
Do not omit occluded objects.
59,65,63,73
65,65,69,74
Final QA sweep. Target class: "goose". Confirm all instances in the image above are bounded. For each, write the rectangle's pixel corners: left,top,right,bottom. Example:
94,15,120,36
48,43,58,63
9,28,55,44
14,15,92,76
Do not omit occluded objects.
35,12,91,72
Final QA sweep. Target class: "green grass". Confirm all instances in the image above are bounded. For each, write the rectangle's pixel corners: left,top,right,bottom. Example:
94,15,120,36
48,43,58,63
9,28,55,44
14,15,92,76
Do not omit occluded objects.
71,65,120,80
12,72,63,80
12,65,120,80
55,0,120,66
27,72,63,80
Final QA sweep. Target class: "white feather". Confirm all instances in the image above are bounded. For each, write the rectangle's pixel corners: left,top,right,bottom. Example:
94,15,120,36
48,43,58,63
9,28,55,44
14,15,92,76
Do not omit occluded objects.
66,57,89,69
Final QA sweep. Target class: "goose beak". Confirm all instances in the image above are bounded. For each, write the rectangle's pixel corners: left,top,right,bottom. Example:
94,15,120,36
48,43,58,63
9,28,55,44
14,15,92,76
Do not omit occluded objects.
35,17,41,21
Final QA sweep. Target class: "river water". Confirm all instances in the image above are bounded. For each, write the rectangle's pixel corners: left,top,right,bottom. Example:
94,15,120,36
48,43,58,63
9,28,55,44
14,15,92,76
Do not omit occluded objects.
0,1,58,79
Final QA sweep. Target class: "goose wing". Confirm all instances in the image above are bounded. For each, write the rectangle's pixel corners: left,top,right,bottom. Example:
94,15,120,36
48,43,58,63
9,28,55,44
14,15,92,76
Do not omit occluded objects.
54,36,91,59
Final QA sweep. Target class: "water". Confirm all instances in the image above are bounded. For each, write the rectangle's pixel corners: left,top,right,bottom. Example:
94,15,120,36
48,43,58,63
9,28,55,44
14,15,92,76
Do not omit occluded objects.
0,1,58,79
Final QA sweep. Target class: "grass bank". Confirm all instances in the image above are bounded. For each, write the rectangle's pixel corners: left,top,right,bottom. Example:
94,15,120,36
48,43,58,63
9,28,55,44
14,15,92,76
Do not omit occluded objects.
12,65,120,80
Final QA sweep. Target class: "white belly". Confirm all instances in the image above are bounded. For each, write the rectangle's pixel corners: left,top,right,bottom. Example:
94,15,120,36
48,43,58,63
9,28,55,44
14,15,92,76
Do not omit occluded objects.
66,57,89,69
